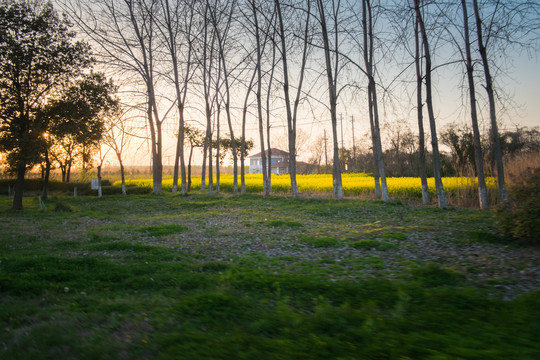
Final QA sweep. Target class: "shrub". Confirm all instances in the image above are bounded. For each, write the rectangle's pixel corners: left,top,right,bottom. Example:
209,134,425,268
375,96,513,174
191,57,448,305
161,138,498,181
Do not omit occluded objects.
54,202,74,212
0,179,81,194
101,186,123,195
495,168,540,245
300,235,338,248
125,185,152,195
411,262,465,287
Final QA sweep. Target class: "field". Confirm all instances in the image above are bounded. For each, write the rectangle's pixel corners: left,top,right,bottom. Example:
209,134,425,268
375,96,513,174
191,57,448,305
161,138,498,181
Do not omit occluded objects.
119,173,499,207
1,193,539,359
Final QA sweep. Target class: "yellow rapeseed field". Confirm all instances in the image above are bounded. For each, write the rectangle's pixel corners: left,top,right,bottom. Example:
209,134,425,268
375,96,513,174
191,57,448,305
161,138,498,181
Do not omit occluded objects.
118,173,496,201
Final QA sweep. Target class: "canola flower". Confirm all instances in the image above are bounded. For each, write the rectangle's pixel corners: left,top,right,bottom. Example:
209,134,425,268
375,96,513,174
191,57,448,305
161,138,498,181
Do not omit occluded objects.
117,173,496,199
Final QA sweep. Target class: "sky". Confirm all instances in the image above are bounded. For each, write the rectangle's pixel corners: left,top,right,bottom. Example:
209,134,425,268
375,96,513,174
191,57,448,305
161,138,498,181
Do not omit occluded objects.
114,51,539,168
512,53,540,128
70,0,539,169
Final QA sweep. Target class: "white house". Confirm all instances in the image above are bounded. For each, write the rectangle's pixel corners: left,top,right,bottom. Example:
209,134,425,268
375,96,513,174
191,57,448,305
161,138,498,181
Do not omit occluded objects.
248,148,290,174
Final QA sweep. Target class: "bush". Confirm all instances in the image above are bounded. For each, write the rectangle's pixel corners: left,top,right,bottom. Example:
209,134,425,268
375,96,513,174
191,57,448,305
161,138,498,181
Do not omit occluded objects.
495,168,540,245
300,235,338,248
125,185,152,195
0,179,92,195
101,185,123,195
54,202,74,212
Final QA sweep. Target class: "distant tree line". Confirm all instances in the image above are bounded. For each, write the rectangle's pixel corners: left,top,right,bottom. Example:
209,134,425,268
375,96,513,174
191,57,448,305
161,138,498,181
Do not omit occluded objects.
310,125,540,178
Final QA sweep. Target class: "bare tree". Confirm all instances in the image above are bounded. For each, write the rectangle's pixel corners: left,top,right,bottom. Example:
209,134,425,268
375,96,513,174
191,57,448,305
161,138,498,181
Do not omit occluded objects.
316,0,343,198
102,105,134,195
158,0,196,195
413,0,447,208
361,0,388,201
261,19,280,195
206,0,240,194
265,40,277,195
274,0,312,198
214,100,221,193
249,0,269,196
413,4,430,205
472,0,507,202
63,0,166,194
96,144,111,198
198,1,217,194
459,0,489,209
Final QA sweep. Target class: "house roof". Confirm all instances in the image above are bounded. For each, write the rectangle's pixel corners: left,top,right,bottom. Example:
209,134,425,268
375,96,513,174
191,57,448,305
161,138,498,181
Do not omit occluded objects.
248,148,289,158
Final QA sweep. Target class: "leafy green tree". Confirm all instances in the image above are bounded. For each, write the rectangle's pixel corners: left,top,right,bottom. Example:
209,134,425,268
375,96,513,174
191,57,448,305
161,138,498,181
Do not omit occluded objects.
184,124,205,192
213,136,254,167
440,124,476,176
0,0,91,209
46,72,117,183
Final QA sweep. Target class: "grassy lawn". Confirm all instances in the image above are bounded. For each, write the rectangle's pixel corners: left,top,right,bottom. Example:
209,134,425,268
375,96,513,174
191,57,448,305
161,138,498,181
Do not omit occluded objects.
1,193,539,359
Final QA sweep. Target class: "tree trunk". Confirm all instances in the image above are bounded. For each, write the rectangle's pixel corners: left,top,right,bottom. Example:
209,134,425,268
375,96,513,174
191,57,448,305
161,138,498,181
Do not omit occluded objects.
61,164,67,183
462,0,488,209
472,0,507,203
172,104,186,195
152,147,162,194
201,138,207,192
414,0,447,208
370,84,388,201
42,151,51,199
66,160,72,183
146,90,162,195
241,61,257,195
214,101,221,194
414,7,430,205
369,108,382,199
208,133,214,196
153,109,163,194
223,98,237,195
97,164,102,198
120,162,126,195
12,163,25,210
188,146,194,192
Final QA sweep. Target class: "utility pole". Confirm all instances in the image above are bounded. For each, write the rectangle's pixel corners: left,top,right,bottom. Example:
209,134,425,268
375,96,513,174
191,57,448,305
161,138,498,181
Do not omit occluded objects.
351,115,356,172
324,129,328,172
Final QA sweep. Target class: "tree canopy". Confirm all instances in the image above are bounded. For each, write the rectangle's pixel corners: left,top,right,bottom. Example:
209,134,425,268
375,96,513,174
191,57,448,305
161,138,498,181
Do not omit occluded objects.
46,72,118,182
0,0,94,209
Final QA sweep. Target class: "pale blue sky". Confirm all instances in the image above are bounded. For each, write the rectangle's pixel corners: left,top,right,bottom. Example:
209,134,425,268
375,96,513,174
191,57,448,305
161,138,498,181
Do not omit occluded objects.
513,54,540,128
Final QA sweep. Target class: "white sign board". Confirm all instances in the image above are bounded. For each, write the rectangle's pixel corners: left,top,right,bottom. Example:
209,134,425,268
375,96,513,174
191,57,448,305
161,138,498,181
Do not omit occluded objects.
91,179,99,190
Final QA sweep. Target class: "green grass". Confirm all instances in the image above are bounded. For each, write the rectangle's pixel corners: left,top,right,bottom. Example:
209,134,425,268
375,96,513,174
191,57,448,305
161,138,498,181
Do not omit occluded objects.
266,219,303,228
139,224,188,237
1,193,539,359
300,235,339,248
349,239,399,251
